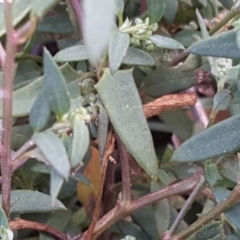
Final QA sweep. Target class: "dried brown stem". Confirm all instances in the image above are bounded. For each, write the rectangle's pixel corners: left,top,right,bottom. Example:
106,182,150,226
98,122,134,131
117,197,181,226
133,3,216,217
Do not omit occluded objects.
172,182,240,240
163,175,205,239
9,218,68,240
115,133,131,204
143,93,197,118
85,128,115,240
88,172,202,239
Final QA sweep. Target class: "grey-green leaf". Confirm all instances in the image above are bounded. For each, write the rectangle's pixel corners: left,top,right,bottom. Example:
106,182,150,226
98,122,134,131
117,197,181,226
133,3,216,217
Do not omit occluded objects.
141,67,197,98
32,0,59,18
70,118,90,168
213,90,232,111
54,45,89,62
188,29,240,59
115,0,124,15
33,131,70,179
0,207,8,228
172,115,240,162
150,35,184,50
96,69,158,177
109,30,130,72
122,47,155,66
148,0,167,24
29,91,51,132
164,0,178,24
0,190,66,214
0,0,31,37
50,167,64,202
82,0,116,65
44,48,70,117
39,210,71,240
37,14,74,34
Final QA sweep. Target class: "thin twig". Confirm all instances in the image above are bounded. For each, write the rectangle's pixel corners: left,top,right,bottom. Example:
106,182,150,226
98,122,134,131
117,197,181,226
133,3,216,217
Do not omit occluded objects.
115,133,131,204
89,172,202,239
9,218,68,240
163,175,205,239
1,0,17,218
172,182,240,240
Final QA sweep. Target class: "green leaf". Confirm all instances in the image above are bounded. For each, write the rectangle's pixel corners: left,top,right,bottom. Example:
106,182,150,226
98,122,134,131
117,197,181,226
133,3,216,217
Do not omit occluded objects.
0,207,8,228
194,221,223,240
141,67,197,98
96,69,158,177
151,181,170,238
14,60,42,90
218,0,234,10
172,115,240,162
122,47,155,66
70,118,90,168
213,90,232,111
188,29,240,59
164,0,178,24
0,0,31,37
109,30,130,72
54,45,89,62
219,155,240,183
150,35,184,50
39,210,71,240
33,131,70,179
37,14,74,34
159,109,194,140
32,0,59,18
173,30,201,48
0,190,66,214
29,91,51,132
205,163,223,188
148,0,167,24
131,206,158,239
50,167,64,202
30,162,92,186
82,0,116,65
116,220,150,240
43,48,70,117
213,187,240,232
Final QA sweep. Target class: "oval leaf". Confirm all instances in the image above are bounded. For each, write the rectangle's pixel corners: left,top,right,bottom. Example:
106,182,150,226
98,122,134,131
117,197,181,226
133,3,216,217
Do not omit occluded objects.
0,190,66,214
29,91,51,132
70,118,90,168
83,0,116,65
141,67,197,98
43,48,70,117
32,0,59,18
148,0,167,24
150,35,184,50
50,167,64,202
96,69,158,177
188,29,240,59
109,30,130,72
122,47,155,66
33,131,70,179
54,45,89,62
172,115,240,162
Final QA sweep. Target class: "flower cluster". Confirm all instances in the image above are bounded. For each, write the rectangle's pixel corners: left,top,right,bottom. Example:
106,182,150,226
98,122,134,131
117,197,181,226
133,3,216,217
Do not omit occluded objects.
120,17,158,51
214,57,232,78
